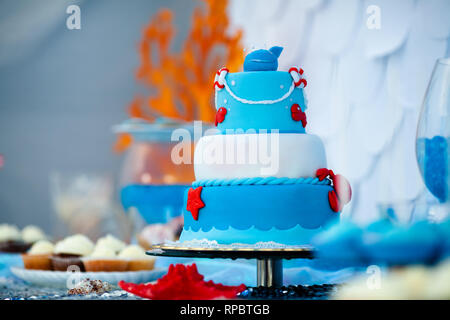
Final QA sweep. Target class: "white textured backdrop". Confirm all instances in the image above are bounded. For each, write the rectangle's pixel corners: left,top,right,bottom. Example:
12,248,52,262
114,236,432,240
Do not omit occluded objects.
229,0,450,224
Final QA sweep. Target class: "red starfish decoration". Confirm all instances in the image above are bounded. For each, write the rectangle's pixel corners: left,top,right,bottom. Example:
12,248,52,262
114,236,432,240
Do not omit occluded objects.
119,263,246,300
186,186,205,220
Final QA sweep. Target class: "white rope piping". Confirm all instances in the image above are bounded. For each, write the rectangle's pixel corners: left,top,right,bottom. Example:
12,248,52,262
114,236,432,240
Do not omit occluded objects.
215,78,296,107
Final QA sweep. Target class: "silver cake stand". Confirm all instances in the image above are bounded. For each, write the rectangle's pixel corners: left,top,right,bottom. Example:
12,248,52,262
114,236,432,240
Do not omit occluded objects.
146,243,314,287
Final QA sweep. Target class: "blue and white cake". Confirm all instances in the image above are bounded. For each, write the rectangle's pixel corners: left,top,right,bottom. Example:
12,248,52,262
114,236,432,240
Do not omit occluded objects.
180,47,352,245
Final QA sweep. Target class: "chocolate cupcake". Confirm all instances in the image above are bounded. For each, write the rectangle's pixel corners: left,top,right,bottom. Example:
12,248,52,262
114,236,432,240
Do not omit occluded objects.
51,253,86,272
51,234,94,272
0,224,31,253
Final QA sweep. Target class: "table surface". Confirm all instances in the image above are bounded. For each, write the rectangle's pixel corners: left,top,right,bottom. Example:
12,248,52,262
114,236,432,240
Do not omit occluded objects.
0,275,335,300
0,277,143,300
0,250,333,300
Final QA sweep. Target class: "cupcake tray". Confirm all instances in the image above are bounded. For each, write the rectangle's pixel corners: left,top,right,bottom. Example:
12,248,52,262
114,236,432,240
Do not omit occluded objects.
147,243,315,288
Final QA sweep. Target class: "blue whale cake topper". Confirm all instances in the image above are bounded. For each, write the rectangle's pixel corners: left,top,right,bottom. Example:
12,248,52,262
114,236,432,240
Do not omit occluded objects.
243,46,283,72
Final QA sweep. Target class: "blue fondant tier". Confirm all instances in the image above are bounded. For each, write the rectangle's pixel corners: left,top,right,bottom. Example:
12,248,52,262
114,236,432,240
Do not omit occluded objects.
180,225,326,246
215,71,307,133
181,183,338,245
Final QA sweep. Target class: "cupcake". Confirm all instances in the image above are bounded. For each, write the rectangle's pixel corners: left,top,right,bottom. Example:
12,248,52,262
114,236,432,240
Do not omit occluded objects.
51,234,94,272
95,234,126,254
22,240,54,270
82,245,128,272
21,225,47,244
118,245,155,271
0,224,30,253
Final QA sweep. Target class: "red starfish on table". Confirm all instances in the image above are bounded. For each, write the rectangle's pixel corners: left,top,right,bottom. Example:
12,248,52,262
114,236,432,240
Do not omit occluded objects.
119,263,246,300
186,186,205,220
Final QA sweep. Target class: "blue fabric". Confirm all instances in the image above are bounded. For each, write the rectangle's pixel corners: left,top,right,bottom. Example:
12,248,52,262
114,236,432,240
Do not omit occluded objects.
310,221,367,270
437,219,450,258
0,253,23,278
155,257,359,287
361,220,440,265
312,218,450,267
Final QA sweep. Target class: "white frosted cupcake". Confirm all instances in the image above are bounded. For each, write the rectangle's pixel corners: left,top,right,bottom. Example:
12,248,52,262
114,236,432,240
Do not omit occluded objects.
95,234,126,254
0,224,21,242
334,261,450,300
82,244,128,272
118,245,155,271
21,225,47,244
51,234,94,272
0,224,30,253
22,240,54,270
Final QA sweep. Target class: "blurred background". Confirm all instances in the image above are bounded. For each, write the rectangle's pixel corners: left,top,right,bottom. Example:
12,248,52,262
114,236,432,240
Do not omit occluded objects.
1,0,450,237
0,0,197,236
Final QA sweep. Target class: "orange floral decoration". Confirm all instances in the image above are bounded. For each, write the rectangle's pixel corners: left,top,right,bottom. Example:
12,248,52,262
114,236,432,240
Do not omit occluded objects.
114,0,244,152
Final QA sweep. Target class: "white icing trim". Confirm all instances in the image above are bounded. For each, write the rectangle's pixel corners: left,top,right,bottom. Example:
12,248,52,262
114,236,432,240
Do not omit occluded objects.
290,70,301,84
222,79,296,105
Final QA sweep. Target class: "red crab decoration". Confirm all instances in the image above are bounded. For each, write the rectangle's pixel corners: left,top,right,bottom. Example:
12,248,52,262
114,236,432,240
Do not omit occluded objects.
290,104,307,127
316,168,352,212
119,263,246,300
215,107,227,126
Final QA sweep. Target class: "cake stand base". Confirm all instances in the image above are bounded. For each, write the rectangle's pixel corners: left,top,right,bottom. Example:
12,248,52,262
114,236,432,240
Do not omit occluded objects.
257,258,283,287
146,243,314,288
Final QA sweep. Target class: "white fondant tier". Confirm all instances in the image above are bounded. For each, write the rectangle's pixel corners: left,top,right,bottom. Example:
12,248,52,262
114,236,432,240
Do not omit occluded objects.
194,133,327,179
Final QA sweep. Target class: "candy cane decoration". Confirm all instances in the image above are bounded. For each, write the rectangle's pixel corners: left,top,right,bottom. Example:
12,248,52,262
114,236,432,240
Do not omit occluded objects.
289,67,307,88
214,67,229,90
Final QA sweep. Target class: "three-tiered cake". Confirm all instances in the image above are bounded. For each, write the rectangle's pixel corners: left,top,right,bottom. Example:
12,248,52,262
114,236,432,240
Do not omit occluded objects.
180,47,351,245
